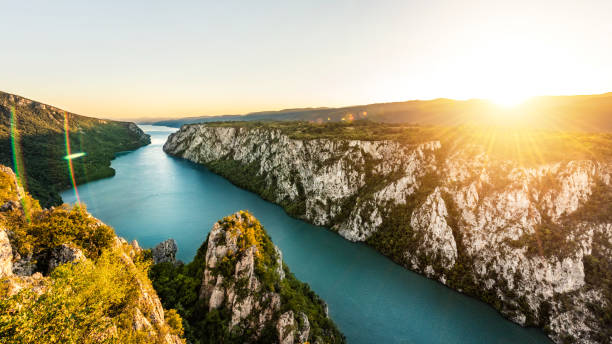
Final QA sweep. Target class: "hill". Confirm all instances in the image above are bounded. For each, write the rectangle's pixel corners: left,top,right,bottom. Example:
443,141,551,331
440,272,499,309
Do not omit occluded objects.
152,93,612,133
0,91,150,207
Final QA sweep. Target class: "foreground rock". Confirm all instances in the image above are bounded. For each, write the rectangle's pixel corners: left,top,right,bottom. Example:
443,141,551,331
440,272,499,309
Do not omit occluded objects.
165,123,612,344
0,165,184,344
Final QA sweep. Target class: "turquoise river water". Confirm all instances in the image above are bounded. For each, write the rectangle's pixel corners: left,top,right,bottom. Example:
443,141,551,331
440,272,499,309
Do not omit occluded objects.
62,125,551,344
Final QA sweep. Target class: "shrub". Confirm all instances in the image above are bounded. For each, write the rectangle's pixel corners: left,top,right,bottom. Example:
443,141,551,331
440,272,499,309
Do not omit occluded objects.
0,250,146,343
7,204,114,261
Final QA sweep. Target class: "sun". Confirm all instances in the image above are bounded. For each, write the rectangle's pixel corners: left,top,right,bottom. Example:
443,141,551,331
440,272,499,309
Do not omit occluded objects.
488,93,530,107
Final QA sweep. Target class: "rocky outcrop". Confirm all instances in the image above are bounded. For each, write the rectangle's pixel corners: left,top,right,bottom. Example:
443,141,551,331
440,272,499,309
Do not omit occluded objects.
165,124,612,344
0,228,12,278
127,122,152,145
1,235,183,344
152,238,178,264
198,211,344,344
47,243,85,274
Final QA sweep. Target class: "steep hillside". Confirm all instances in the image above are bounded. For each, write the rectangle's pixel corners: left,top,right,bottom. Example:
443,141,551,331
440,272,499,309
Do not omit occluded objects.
149,211,345,344
153,93,612,133
0,165,183,343
164,122,612,344
0,91,150,207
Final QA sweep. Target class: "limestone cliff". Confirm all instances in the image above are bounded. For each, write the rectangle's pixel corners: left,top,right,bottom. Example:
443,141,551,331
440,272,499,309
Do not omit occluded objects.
164,123,612,344
149,211,344,344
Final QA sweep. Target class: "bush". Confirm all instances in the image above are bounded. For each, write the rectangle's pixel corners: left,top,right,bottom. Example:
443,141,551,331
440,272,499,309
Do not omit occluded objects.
7,204,114,261
0,250,148,343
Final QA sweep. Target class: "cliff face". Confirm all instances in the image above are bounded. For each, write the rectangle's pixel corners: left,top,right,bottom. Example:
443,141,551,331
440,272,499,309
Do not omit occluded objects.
0,165,183,343
200,211,341,343
149,211,344,344
164,124,612,344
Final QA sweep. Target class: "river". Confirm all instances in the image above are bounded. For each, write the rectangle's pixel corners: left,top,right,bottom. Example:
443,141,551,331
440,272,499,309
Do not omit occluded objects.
61,125,551,344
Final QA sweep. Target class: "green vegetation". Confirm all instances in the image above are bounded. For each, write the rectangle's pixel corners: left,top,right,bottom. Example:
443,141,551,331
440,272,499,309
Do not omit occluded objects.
188,121,612,334
567,179,612,224
0,166,184,343
1,250,148,343
148,245,207,342
201,120,612,166
507,217,575,259
1,168,115,267
583,234,612,343
9,205,115,262
149,211,344,344
1,167,113,263
0,91,150,208
508,178,612,260
205,159,306,218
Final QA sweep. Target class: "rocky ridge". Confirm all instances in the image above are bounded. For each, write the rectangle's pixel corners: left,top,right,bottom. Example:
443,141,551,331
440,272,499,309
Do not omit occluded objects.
164,123,612,344
0,165,183,343
197,211,343,344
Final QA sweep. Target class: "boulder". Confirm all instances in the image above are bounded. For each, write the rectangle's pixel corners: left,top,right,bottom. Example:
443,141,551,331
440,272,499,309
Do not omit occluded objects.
152,239,178,264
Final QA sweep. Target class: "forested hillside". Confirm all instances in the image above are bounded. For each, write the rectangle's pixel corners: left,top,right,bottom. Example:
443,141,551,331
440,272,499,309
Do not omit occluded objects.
0,91,150,207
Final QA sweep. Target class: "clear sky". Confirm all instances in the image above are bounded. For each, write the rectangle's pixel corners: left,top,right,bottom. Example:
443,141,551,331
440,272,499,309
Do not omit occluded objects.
2,0,611,119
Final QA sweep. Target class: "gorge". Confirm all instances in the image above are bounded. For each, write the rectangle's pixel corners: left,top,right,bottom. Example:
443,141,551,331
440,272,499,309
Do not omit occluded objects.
62,125,554,343
163,122,612,344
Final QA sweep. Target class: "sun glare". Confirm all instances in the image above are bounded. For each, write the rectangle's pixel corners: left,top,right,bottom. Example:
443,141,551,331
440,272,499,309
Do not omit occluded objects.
488,94,530,107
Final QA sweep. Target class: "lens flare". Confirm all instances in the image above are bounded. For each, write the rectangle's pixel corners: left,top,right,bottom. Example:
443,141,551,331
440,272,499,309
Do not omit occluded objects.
9,107,31,221
63,111,82,205
64,152,87,160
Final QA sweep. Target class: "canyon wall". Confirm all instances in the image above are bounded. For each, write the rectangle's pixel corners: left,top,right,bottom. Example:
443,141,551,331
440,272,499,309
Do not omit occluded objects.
164,124,612,344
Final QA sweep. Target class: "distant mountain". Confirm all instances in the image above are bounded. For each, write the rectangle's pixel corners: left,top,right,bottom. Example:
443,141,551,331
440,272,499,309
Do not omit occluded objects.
0,91,150,207
151,107,332,127
152,93,612,132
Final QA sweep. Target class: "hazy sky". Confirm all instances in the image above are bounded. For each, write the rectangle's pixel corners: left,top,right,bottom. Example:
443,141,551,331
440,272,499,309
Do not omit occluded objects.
2,0,611,119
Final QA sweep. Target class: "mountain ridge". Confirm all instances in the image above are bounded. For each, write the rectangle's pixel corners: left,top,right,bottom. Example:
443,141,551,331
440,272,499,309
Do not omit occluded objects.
151,92,612,133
